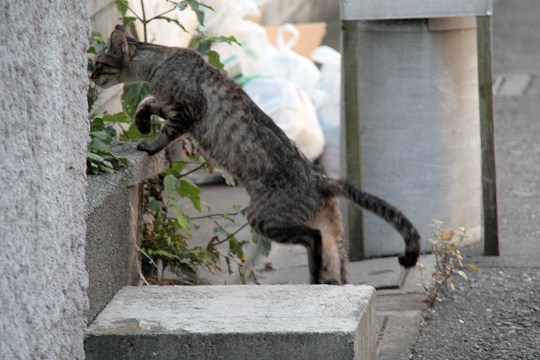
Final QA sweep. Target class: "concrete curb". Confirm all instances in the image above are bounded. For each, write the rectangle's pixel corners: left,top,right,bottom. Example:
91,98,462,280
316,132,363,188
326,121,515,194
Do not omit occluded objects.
86,285,377,360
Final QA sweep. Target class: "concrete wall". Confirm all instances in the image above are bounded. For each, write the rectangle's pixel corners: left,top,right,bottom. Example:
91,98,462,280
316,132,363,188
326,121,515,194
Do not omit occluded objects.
0,1,90,359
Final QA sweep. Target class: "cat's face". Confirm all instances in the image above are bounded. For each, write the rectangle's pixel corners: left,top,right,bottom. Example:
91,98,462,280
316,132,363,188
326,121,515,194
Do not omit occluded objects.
90,27,133,88
90,52,122,88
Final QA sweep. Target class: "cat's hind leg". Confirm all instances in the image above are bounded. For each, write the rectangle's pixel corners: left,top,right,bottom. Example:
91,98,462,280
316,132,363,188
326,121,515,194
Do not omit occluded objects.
309,199,349,285
254,224,325,284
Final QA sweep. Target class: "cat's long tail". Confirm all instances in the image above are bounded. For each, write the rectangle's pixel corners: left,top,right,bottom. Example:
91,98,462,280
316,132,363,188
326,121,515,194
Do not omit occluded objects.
324,178,421,268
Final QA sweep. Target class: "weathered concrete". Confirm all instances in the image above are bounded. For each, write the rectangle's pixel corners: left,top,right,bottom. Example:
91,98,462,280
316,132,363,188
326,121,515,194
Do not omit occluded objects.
341,17,482,258
86,144,166,322
86,285,376,360
0,1,89,358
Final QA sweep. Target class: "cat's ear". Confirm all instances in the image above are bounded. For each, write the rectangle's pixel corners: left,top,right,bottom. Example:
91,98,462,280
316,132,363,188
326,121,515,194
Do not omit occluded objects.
108,28,128,56
109,25,137,58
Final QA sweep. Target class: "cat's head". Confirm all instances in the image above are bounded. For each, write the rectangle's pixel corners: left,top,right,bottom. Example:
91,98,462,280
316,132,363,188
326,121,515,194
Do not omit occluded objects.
90,25,136,88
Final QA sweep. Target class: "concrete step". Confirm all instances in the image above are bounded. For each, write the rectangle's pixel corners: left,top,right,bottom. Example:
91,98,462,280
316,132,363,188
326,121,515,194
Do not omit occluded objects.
85,285,376,360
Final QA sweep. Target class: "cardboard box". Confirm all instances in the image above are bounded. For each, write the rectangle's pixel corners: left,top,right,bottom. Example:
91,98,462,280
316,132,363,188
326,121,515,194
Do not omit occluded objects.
265,22,327,60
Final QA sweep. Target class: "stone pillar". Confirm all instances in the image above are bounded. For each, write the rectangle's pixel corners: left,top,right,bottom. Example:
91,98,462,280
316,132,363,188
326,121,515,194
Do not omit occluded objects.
0,2,89,359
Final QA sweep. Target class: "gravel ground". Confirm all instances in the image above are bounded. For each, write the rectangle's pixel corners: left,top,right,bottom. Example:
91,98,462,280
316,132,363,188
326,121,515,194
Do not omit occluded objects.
411,267,540,359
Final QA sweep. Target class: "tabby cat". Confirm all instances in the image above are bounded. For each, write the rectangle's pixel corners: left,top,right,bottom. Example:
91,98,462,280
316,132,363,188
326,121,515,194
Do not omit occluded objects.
91,26,421,284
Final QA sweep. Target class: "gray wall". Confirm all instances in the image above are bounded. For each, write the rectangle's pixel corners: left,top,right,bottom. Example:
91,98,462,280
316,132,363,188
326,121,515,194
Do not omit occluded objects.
0,2,90,359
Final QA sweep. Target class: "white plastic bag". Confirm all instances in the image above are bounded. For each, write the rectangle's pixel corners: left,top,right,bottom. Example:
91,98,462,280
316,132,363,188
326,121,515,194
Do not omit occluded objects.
243,76,325,161
262,23,320,91
310,46,342,178
200,0,271,77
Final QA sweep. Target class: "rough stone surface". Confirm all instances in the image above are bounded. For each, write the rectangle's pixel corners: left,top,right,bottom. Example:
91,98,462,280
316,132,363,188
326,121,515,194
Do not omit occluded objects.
86,285,376,360
0,2,89,359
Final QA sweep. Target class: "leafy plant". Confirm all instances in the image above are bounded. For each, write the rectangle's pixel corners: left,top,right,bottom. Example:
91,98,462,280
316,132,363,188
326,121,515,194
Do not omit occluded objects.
87,115,128,174
417,220,480,306
140,159,251,284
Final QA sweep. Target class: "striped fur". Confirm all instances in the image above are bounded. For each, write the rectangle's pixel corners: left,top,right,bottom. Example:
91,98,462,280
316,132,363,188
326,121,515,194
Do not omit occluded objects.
92,26,421,284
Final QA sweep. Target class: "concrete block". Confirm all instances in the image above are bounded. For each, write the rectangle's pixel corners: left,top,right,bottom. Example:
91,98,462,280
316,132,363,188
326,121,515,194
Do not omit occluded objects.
85,145,166,322
86,285,376,360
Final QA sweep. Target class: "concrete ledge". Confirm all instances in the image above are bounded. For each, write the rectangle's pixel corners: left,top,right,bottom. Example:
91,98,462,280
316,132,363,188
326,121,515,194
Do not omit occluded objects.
85,144,166,322
86,143,166,215
85,285,376,360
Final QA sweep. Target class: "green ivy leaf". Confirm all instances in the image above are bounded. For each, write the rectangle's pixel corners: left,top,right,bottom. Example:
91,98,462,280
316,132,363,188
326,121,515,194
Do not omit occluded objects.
122,16,138,28
147,249,182,262
163,174,179,197
153,16,187,33
215,35,240,46
90,130,113,143
252,232,272,257
115,0,129,16
224,256,232,275
184,0,211,25
228,237,244,260
87,152,106,162
119,123,142,142
207,50,223,70
168,1,188,11
197,38,212,55
177,178,201,211
214,168,235,186
176,262,198,280
164,160,188,177
171,206,192,236
102,112,131,124
147,199,163,212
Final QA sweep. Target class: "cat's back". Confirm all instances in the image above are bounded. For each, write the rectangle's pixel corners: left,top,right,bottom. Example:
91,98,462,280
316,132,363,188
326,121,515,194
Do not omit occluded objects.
148,47,208,87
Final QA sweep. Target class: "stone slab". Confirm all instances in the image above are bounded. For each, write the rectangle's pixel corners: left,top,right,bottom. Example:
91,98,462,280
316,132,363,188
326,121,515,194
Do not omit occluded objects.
86,285,376,360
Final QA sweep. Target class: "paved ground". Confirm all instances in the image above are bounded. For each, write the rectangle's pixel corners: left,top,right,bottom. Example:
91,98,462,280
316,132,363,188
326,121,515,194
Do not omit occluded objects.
412,0,540,358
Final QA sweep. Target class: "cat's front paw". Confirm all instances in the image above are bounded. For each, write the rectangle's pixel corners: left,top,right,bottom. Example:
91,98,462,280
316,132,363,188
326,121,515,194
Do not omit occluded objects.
134,109,152,135
137,141,159,156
